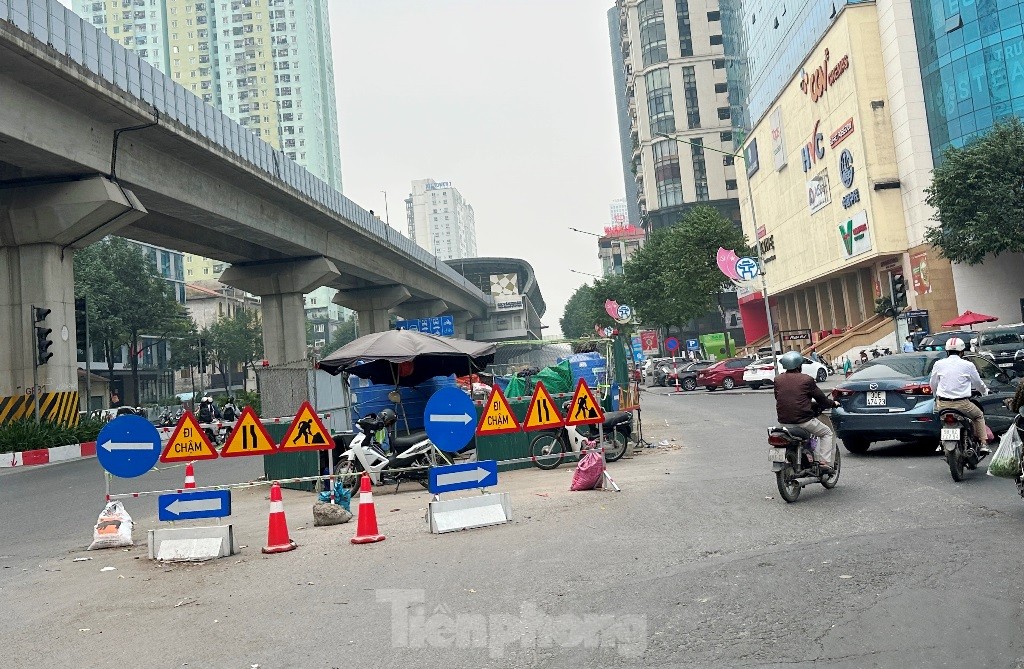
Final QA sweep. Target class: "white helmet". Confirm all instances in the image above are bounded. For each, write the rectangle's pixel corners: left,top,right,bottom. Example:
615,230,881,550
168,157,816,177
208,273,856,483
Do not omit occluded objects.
945,337,966,352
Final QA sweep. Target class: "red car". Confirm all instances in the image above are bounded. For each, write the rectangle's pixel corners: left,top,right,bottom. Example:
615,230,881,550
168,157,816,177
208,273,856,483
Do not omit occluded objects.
696,357,754,391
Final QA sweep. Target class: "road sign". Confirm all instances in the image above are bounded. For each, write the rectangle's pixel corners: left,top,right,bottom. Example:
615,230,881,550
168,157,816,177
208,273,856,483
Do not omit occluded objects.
522,382,564,432
440,315,455,336
159,411,218,462
564,379,605,427
96,415,161,478
602,326,614,338
686,338,700,352
158,490,232,522
424,387,477,452
279,401,332,452
476,386,521,436
428,460,499,495
665,336,680,352
220,406,278,457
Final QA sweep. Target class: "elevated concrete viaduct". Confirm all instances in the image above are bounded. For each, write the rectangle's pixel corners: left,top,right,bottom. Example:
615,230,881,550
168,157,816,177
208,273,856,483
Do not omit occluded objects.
0,5,490,401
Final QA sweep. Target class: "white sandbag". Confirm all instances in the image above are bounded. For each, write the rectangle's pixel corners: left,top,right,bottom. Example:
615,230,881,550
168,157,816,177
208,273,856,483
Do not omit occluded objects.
88,501,134,550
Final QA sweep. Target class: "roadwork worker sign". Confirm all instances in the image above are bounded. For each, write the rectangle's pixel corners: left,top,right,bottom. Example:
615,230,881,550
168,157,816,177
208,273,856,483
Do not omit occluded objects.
476,386,521,436
220,406,278,457
279,401,332,452
159,411,218,462
522,382,565,432
564,379,605,427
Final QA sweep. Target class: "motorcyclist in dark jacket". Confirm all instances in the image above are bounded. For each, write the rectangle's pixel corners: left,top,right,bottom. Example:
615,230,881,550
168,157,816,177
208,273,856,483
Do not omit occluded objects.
774,351,839,472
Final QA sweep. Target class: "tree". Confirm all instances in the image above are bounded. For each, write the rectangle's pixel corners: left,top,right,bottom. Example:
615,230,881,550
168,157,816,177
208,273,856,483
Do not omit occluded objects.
322,316,358,356
925,117,1024,264
206,309,263,393
74,237,187,403
560,284,598,339
622,205,748,330
168,318,203,397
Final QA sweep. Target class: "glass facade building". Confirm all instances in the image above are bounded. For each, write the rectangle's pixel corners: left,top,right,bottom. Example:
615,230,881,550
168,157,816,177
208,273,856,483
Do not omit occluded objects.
912,0,1024,162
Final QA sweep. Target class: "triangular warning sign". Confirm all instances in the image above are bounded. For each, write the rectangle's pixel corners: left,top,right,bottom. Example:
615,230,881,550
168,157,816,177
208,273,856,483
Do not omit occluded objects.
476,386,521,436
564,378,605,426
220,406,278,457
279,401,332,452
159,411,219,462
522,382,565,432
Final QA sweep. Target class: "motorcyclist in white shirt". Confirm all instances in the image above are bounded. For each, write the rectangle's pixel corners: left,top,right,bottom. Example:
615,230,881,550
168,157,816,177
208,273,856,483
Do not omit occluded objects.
929,337,991,452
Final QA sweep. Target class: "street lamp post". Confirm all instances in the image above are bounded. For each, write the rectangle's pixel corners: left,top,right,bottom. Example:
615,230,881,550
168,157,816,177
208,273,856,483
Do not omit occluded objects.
655,132,779,368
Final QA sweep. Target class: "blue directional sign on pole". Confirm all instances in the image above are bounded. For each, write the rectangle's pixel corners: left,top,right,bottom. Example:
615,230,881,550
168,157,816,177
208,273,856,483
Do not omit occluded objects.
440,315,455,336
429,460,499,495
96,415,161,479
424,387,477,452
158,490,232,522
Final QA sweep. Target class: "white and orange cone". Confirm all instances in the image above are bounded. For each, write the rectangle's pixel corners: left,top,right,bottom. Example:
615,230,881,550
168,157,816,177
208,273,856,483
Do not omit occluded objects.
183,462,196,489
350,474,385,544
262,481,297,554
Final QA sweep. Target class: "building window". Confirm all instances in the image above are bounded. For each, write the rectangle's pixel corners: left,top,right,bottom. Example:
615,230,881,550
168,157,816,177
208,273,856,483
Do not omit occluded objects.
712,58,726,69
676,0,693,57
638,0,668,67
723,155,735,166
717,107,731,120
707,10,720,21
720,131,733,143
682,66,701,129
644,67,676,135
690,138,710,201
653,140,684,207
725,179,738,190
710,34,723,46
715,82,728,94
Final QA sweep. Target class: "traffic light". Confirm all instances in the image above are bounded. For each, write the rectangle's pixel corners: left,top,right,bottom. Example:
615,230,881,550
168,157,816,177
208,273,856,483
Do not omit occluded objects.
34,306,53,366
891,273,907,310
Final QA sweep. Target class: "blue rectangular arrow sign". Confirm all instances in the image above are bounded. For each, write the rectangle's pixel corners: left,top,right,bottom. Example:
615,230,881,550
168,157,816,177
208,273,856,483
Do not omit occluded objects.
429,460,499,495
158,490,232,521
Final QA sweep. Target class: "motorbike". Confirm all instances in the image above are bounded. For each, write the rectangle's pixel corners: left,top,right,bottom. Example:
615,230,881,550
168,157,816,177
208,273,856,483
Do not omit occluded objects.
937,394,989,482
528,403,632,470
768,405,841,503
1014,409,1024,498
157,410,177,428
336,413,456,493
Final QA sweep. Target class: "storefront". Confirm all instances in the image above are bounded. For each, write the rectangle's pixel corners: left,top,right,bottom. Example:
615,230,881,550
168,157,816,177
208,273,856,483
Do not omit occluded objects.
736,3,959,350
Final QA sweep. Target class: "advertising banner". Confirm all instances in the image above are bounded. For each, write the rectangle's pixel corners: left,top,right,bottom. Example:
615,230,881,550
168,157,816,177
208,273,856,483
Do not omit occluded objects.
838,210,872,259
770,108,786,171
807,169,831,214
910,251,932,295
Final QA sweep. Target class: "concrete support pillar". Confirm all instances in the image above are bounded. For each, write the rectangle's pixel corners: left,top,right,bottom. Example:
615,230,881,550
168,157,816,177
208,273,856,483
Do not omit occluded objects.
220,257,340,365
333,285,411,336
0,177,146,398
395,299,448,320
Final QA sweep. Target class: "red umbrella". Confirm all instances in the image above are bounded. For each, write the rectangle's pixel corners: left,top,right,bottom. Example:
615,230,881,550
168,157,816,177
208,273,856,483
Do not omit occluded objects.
941,310,999,329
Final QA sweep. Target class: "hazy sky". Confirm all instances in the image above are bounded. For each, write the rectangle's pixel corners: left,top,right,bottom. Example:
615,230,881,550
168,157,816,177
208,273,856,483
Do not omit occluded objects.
331,1,625,335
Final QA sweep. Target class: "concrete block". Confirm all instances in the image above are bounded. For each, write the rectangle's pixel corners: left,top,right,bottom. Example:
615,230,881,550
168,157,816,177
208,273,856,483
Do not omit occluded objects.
147,524,237,561
427,493,511,534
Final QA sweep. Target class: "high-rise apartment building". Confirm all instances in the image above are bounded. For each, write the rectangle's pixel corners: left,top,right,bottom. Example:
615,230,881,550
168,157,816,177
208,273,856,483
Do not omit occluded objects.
404,179,479,261
613,0,745,232
607,7,642,227
609,197,630,227
72,0,342,191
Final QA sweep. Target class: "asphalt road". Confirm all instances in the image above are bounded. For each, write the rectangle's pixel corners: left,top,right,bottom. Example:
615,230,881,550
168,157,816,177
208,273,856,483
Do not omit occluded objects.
2,385,1023,668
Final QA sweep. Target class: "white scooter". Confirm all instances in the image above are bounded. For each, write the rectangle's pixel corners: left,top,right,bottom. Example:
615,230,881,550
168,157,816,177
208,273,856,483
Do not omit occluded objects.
337,410,454,493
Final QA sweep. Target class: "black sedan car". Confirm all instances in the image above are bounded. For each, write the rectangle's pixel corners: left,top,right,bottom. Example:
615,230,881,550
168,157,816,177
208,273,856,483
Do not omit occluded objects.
653,360,715,390
830,352,1019,453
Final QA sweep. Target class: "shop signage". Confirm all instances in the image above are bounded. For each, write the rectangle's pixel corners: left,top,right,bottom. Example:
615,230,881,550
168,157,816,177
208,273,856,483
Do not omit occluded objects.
842,189,861,209
494,295,524,312
838,210,872,259
744,138,760,177
801,120,825,172
756,225,766,240
770,108,786,171
781,329,812,341
839,149,855,188
911,251,932,295
758,234,776,263
807,169,831,214
425,181,453,191
799,49,850,103
830,117,855,148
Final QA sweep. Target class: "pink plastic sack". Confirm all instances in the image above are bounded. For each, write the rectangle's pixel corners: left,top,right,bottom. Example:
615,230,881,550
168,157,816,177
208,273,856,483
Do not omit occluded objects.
986,425,995,443
570,450,604,491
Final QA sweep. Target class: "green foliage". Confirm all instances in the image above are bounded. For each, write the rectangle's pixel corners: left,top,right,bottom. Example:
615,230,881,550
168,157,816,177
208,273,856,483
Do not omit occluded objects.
322,317,358,356
0,417,105,453
623,205,748,328
206,308,263,392
560,284,598,339
925,117,1024,264
874,297,896,318
232,390,261,416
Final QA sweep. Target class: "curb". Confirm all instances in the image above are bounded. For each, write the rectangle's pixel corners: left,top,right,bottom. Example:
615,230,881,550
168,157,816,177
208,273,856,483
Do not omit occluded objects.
1,442,97,469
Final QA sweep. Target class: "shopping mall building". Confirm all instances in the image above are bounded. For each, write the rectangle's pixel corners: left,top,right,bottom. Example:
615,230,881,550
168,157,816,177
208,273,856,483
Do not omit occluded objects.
736,0,1024,358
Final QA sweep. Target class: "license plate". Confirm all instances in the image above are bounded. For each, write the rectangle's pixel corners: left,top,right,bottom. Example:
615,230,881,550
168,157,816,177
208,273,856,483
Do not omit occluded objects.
866,391,886,406
998,362,1013,368
941,427,961,441
769,449,788,463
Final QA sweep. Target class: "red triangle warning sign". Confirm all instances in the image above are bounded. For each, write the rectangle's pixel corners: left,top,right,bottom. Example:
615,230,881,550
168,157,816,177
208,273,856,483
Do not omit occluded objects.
475,386,521,436
220,406,278,457
279,401,333,451
159,411,219,462
564,379,605,426
522,382,565,432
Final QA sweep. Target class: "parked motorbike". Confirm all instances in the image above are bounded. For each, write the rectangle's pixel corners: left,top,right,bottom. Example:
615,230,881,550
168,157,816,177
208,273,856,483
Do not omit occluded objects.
768,404,841,503
336,410,455,493
938,394,989,482
1014,409,1024,498
528,402,632,470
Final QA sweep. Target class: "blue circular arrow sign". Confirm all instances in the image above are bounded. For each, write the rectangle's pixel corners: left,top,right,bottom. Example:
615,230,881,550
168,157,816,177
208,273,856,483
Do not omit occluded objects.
96,415,161,478
424,387,477,453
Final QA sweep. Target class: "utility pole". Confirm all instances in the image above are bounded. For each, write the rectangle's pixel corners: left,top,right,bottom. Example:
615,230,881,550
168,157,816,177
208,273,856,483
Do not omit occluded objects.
381,190,391,227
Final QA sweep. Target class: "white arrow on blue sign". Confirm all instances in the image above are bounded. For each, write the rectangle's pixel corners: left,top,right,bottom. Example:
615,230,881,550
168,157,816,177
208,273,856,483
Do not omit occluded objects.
158,490,232,521
424,387,478,453
96,415,161,478
429,460,499,495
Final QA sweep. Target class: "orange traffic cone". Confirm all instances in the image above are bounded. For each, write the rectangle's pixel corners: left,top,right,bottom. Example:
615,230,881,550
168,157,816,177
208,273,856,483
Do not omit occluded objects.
351,474,385,544
183,462,196,489
262,482,297,554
